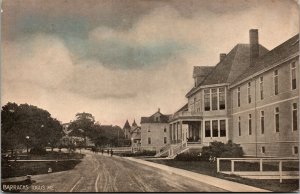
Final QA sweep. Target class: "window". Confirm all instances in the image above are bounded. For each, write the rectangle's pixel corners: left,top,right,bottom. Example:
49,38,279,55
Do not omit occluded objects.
204,89,211,111
164,137,167,144
261,111,265,134
247,82,251,103
204,87,226,111
164,127,167,133
238,117,241,136
293,103,298,131
259,76,264,100
219,88,225,110
261,146,265,154
193,97,196,112
205,121,211,137
211,89,218,110
212,120,218,137
293,146,298,155
248,114,252,135
274,70,279,95
275,107,279,132
237,87,241,107
291,62,297,90
220,120,226,137
148,137,151,144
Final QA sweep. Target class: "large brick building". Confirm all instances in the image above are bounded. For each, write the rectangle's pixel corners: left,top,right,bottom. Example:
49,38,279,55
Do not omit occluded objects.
167,29,299,158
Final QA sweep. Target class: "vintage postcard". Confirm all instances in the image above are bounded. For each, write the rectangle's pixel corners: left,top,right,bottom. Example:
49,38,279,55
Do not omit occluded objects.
1,0,299,192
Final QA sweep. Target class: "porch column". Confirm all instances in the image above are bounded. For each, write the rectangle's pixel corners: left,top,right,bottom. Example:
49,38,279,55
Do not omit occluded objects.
179,121,182,142
169,124,172,141
173,124,176,142
198,121,201,143
175,123,178,141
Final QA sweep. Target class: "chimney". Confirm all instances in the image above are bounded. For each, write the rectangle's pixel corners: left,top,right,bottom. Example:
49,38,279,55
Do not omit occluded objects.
158,108,160,113
220,53,226,61
249,29,259,64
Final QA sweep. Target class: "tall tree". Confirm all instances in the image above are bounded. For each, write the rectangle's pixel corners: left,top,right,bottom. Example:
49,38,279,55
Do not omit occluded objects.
1,102,64,153
68,112,95,138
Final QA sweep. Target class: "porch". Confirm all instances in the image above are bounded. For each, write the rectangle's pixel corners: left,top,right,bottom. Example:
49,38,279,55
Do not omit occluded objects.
169,118,203,145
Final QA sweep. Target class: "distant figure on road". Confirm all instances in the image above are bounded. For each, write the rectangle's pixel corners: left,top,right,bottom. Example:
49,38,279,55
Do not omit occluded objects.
101,149,104,155
107,149,109,155
110,149,113,157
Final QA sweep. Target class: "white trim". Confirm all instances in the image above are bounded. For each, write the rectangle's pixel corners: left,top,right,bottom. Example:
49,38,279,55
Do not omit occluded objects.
273,69,279,95
203,118,228,139
260,110,265,135
290,61,297,91
232,96,299,115
238,116,241,136
187,83,229,97
237,87,241,107
261,146,265,154
229,53,299,89
292,102,298,132
259,76,264,100
248,113,252,135
274,106,279,133
293,146,298,155
247,82,251,104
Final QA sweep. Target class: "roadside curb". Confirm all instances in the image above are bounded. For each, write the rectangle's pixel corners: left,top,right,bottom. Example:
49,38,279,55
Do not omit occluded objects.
124,157,270,192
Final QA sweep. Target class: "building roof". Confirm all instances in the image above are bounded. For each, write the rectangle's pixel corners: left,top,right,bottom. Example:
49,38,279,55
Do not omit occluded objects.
232,34,299,86
130,126,141,134
132,119,137,127
193,66,215,78
123,120,131,129
186,44,268,97
141,111,171,124
174,103,188,114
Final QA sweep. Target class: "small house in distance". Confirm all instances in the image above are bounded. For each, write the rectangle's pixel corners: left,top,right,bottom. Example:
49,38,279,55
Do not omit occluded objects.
140,109,171,151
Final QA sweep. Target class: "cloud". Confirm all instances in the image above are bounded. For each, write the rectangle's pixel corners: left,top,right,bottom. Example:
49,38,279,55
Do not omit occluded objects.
2,1,299,126
3,34,74,89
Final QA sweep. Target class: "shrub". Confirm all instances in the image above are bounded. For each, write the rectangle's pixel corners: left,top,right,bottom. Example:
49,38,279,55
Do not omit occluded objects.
118,150,156,157
201,140,243,161
175,152,202,161
29,147,47,155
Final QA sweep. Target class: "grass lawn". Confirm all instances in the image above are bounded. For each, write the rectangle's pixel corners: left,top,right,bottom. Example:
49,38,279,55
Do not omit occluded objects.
2,151,84,178
147,159,299,192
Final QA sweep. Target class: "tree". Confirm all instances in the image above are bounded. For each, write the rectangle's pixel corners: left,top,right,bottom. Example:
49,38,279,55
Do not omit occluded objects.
1,102,64,154
68,112,95,138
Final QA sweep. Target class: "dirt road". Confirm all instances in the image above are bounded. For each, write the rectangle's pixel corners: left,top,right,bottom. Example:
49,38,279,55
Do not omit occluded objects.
24,151,226,192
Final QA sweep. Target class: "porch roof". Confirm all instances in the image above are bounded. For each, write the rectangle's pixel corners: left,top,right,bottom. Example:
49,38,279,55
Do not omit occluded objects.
169,116,202,123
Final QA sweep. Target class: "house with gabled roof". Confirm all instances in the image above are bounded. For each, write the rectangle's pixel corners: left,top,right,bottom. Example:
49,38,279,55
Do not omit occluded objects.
164,29,299,158
140,109,172,151
123,120,131,139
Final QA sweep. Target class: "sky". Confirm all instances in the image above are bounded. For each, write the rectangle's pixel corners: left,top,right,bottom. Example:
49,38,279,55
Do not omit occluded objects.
1,0,299,127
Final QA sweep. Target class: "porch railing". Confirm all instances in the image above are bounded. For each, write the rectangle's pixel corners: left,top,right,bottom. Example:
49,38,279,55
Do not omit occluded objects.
154,144,171,157
169,141,188,158
171,139,182,144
